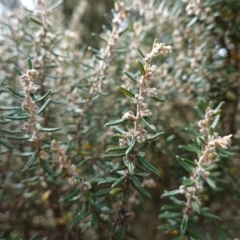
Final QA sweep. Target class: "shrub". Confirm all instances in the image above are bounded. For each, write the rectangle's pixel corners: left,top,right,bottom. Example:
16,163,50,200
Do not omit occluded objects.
0,0,239,239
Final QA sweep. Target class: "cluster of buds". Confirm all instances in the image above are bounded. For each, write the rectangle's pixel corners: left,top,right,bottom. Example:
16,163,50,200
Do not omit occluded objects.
144,42,172,63
186,0,202,15
20,69,45,141
180,106,232,214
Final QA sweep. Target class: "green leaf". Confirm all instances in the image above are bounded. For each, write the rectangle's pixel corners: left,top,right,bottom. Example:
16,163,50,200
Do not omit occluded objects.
146,131,164,141
137,156,159,176
85,193,94,204
27,57,33,70
151,96,166,102
161,189,181,198
178,144,199,153
6,86,25,98
118,86,135,98
37,98,51,115
206,177,217,190
180,214,188,235
130,175,151,199
13,66,23,76
104,118,127,127
91,212,99,227
98,177,118,185
110,165,127,173
199,99,207,110
158,212,182,219
41,159,54,175
70,202,88,227
137,60,146,76
36,89,53,102
138,141,150,152
78,157,91,166
183,179,195,187
192,200,200,213
142,116,157,132
24,151,39,170
184,127,201,137
124,72,137,83
126,137,136,155
102,153,126,160
110,187,123,196
0,139,15,149
106,146,128,153
92,188,111,197
111,175,127,188
176,156,196,173
214,101,224,111
194,106,204,118
199,210,220,220
161,203,185,211
137,48,145,58
41,127,61,132
3,115,29,120
211,114,220,129
29,16,42,25
188,220,204,240
48,0,63,11
59,189,81,202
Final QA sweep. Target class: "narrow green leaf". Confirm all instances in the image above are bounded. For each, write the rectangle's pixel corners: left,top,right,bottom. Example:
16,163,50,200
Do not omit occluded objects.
78,157,91,166
126,161,135,175
70,202,88,227
104,118,127,127
137,156,159,176
92,188,110,197
184,127,201,137
110,187,123,196
135,172,150,178
188,220,205,240
137,48,145,58
110,165,127,173
178,144,199,153
199,210,220,220
199,99,207,110
41,127,61,132
0,139,15,149
146,131,164,141
102,153,126,160
211,114,220,129
137,60,145,76
126,137,136,155
13,66,23,76
111,175,127,188
6,86,25,98
161,203,185,211
198,137,207,146
130,175,151,199
24,151,39,170
85,193,94,204
27,57,33,70
98,177,118,185
151,96,166,102
41,159,54,175
3,115,29,120
183,179,195,187
158,212,182,219
192,200,200,213
48,0,63,11
124,71,137,83
59,189,80,202
118,86,135,98
91,212,99,227
36,89,53,102
194,106,204,118
180,214,188,235
29,16,42,25
142,116,157,132
138,141,150,152
106,146,128,153
161,189,181,198
214,101,224,111
37,98,51,115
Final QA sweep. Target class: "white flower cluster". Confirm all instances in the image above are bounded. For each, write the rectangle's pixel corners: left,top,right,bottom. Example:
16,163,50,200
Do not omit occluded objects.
20,69,45,141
